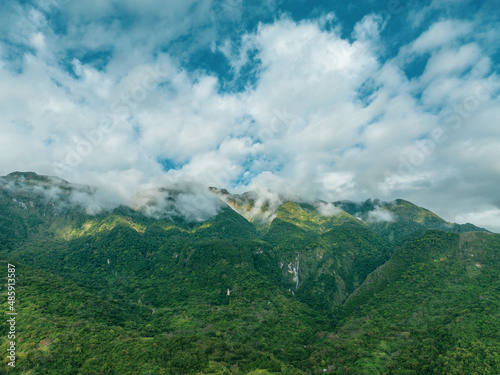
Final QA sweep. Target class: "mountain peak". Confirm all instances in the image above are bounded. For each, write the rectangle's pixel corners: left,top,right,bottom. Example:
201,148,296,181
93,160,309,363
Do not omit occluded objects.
5,171,68,185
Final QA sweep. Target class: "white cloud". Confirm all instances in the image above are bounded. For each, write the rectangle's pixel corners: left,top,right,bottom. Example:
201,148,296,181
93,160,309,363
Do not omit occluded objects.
409,20,472,53
352,14,387,42
367,207,396,222
134,184,224,222
419,43,482,84
316,202,342,217
0,3,499,228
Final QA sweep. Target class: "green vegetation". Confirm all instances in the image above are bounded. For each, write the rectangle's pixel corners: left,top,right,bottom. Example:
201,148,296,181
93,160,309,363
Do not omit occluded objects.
318,231,500,374
337,198,489,244
0,173,498,374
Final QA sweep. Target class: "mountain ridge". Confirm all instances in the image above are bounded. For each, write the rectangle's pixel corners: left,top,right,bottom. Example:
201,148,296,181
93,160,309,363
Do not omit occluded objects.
1,171,489,235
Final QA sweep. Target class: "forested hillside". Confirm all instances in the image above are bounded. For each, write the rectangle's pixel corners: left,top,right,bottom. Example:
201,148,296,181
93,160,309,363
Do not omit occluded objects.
0,172,498,374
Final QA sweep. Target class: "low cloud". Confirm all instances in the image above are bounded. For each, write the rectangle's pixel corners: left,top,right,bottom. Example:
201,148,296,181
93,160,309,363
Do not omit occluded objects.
367,207,396,223
0,173,223,221
316,202,342,217
134,184,224,222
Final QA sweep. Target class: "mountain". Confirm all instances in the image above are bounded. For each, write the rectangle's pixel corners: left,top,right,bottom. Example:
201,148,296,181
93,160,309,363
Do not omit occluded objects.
0,172,498,374
326,230,500,374
335,198,489,243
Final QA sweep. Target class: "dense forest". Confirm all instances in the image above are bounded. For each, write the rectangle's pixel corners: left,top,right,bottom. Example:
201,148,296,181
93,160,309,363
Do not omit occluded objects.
0,172,498,374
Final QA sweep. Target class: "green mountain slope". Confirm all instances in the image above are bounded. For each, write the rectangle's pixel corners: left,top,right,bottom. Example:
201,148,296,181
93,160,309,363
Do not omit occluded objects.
262,202,391,310
336,198,489,243
314,231,500,374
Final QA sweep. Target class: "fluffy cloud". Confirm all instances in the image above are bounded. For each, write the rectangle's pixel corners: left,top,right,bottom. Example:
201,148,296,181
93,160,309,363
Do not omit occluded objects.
0,1,499,231
316,202,342,217
409,19,473,53
367,207,396,223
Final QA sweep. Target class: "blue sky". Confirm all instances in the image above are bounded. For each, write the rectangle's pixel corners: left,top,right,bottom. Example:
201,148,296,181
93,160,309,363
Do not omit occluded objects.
1,0,500,230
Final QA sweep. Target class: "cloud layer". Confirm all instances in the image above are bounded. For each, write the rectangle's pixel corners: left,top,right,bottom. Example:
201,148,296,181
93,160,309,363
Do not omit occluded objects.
1,0,499,231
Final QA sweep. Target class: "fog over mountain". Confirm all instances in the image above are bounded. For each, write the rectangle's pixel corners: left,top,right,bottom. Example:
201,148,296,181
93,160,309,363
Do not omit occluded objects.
1,172,492,241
